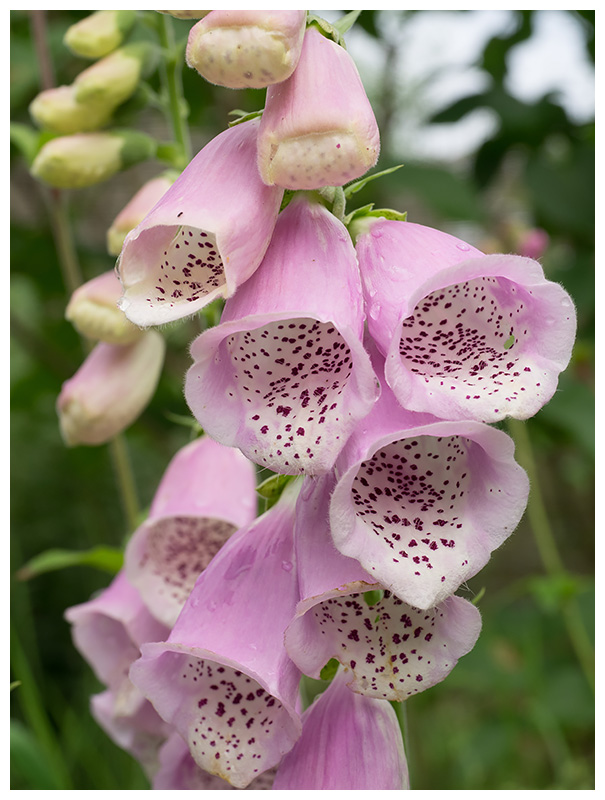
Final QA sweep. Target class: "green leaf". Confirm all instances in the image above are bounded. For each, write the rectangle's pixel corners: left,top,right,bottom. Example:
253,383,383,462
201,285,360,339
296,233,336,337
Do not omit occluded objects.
344,164,404,198
256,473,296,509
319,657,340,682
332,10,362,36
16,546,123,581
10,720,59,790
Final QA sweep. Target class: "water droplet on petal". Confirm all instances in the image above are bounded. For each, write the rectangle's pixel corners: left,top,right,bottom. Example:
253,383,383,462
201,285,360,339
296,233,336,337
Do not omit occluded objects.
456,243,470,252
281,560,293,572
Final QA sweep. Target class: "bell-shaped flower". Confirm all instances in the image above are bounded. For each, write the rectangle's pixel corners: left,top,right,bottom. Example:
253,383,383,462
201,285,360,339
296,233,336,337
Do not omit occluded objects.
354,217,576,423
29,85,113,135
73,43,157,113
56,331,165,446
65,270,143,345
186,10,306,89
107,173,176,257
91,689,170,779
285,475,481,700
64,11,137,59
273,668,409,789
154,732,277,789
185,194,378,476
129,481,303,788
328,346,529,610
31,130,156,189
257,25,380,190
125,436,257,628
117,119,283,327
65,571,170,716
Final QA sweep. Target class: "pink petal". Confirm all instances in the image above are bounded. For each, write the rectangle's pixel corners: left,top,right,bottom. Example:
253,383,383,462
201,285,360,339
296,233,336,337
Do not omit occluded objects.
329,349,529,609
129,482,303,788
117,120,283,326
185,194,378,476
125,437,258,628
258,26,380,189
272,669,409,789
356,219,576,422
286,476,481,700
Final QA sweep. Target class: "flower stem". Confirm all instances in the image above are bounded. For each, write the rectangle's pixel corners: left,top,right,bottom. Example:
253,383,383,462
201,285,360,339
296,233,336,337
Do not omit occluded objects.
507,418,594,694
158,13,191,168
108,435,140,534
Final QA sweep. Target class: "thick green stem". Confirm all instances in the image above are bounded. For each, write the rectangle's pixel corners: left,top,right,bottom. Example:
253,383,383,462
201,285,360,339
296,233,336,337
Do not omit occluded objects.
507,418,594,694
158,14,191,168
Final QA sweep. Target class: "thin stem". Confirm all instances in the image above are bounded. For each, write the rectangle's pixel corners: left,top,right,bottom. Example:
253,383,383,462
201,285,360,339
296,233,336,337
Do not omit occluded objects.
46,191,84,297
108,435,140,535
507,418,594,693
158,13,191,168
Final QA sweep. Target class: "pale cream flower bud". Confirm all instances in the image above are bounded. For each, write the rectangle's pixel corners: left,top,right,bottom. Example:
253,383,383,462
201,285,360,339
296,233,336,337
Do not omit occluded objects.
57,332,165,446
29,85,112,135
31,131,156,189
157,11,210,20
73,43,156,112
66,270,143,345
64,11,137,59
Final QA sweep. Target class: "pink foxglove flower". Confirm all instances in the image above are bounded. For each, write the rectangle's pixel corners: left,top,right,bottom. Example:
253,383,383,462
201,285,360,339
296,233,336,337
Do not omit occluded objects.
91,690,170,779
257,25,380,190
56,331,165,446
186,10,306,89
328,347,529,610
354,218,576,423
125,436,257,627
154,732,277,789
285,475,481,700
273,668,409,789
129,482,303,788
65,270,143,345
107,173,176,257
117,120,283,327
65,571,169,716
185,194,378,476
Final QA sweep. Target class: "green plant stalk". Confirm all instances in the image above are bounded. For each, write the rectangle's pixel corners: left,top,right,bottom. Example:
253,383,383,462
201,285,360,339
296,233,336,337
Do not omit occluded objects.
391,700,411,788
158,13,191,168
108,435,140,534
507,418,594,693
10,627,73,789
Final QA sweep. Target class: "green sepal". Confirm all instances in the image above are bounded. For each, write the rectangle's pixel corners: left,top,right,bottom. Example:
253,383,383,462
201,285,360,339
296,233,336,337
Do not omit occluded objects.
117,129,157,168
344,204,408,228
319,657,340,682
16,546,124,581
344,164,404,199
10,123,55,167
256,473,296,510
332,10,363,37
227,108,264,128
306,14,346,48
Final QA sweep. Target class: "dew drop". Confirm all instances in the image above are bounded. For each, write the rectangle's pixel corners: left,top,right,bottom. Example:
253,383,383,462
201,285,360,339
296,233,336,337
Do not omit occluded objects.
281,561,293,572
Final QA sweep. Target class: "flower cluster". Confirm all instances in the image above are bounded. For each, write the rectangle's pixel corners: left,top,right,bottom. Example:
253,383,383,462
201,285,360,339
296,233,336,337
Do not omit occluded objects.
59,10,577,791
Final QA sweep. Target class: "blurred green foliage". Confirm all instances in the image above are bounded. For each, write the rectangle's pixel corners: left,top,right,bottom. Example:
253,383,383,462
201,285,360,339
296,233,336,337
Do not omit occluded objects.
10,9,594,791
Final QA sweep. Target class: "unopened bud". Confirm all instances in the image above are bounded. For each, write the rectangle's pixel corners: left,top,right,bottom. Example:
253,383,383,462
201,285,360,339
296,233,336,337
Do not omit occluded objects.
257,26,380,190
66,270,143,345
74,43,157,112
64,11,137,59
107,173,177,256
57,332,165,446
31,130,156,189
29,85,112,135
186,10,306,89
